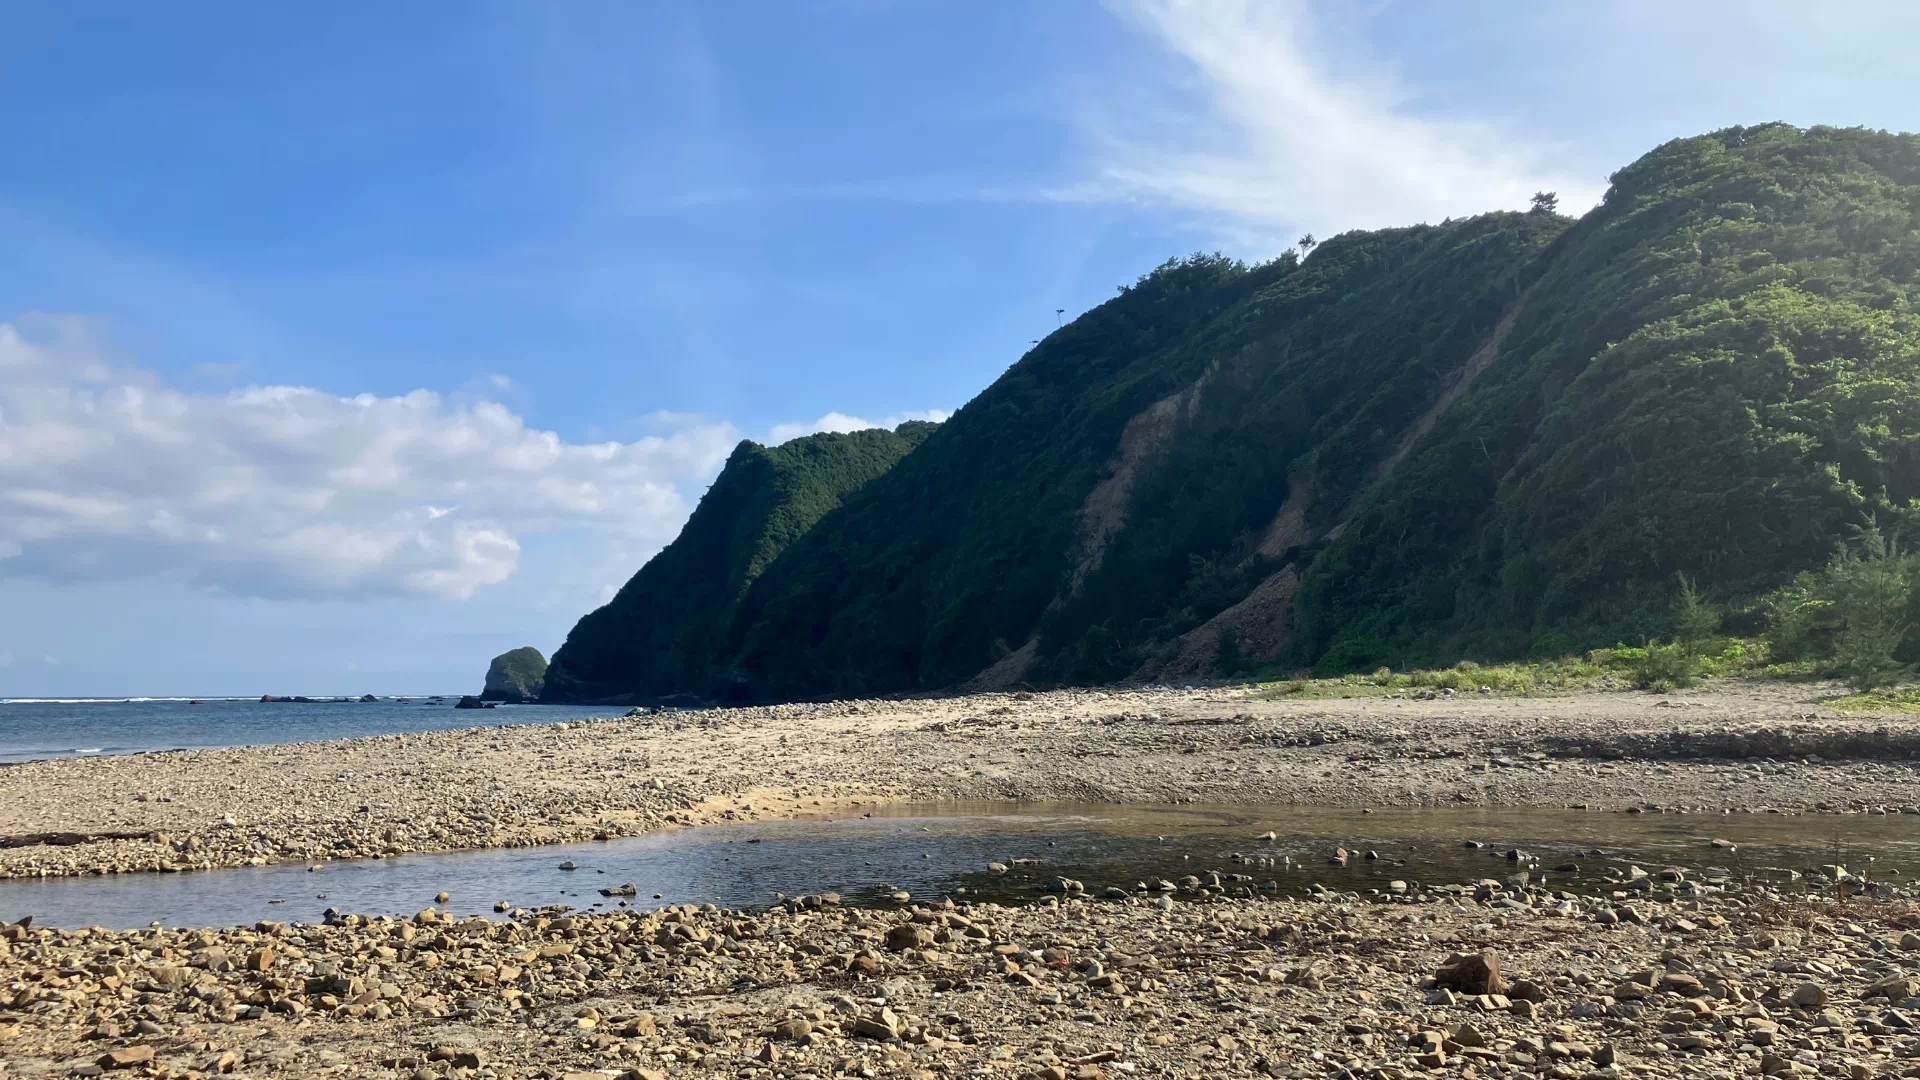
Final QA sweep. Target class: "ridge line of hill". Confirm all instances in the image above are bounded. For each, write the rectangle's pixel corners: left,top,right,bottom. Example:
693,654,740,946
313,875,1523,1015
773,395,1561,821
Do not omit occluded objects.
543,123,1920,705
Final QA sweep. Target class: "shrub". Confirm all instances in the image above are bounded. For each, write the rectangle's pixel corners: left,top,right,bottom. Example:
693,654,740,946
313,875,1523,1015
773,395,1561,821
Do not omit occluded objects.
1831,530,1915,691
1615,578,1726,690
1215,629,1246,676
1632,642,1696,691
1673,574,1721,660
1766,522,1919,691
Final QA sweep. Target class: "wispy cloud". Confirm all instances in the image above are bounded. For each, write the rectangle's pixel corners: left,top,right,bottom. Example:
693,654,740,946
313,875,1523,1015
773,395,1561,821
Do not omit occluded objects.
1073,0,1602,242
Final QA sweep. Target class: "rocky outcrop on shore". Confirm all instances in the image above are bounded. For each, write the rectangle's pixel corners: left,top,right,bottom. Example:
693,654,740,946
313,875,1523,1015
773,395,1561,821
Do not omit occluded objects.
4,872,1920,1079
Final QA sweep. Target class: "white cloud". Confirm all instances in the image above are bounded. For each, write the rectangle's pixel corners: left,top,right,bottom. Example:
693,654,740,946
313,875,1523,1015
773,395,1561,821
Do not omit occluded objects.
1078,0,1603,240
0,316,740,600
766,409,951,446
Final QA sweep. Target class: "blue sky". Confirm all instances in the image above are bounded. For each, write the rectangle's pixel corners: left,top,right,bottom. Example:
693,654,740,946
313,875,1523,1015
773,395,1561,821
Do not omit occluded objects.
3,0,1916,696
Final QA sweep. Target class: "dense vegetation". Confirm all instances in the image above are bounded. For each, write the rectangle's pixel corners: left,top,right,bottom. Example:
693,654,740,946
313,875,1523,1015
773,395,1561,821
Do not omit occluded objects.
1766,523,1920,689
726,252,1298,698
480,646,548,703
1035,214,1566,683
544,125,1920,704
540,424,933,702
1302,124,1920,671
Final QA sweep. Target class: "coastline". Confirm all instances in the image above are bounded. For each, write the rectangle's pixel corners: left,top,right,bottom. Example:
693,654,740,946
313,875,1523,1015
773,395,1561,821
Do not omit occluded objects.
3,681,1918,882
6,681,1920,1078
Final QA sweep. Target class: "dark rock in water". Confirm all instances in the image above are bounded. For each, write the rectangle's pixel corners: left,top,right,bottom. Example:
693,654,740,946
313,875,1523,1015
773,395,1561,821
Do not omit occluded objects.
454,695,493,710
358,694,378,703
480,646,548,703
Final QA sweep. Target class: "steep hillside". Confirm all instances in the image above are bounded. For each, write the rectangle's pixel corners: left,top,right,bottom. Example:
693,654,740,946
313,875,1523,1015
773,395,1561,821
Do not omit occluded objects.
1298,123,1920,669
724,213,1572,697
539,423,934,702
549,124,1920,702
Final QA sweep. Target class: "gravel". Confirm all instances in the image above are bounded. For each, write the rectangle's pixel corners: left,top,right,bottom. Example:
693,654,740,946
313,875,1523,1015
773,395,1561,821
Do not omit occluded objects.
3,681,1918,881
5,872,1920,1079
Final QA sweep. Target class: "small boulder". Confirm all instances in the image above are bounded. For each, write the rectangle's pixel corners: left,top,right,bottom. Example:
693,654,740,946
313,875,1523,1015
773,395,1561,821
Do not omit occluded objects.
98,1046,155,1070
886,923,935,951
1790,982,1828,1008
1659,972,1705,996
1507,979,1548,1003
851,1009,900,1040
1435,949,1506,997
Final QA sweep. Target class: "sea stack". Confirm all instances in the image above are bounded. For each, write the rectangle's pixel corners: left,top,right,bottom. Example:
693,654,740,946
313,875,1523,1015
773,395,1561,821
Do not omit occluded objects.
480,646,547,704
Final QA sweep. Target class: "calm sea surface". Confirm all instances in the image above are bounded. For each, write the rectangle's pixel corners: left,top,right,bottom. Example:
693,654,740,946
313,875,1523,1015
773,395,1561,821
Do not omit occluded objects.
0,697,619,763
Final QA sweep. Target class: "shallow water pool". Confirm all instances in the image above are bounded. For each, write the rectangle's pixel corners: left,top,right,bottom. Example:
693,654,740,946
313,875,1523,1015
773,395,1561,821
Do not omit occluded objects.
3,803,1913,929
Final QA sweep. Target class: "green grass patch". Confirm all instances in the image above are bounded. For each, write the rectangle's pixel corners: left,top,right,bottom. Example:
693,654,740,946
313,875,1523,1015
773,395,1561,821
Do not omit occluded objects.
1253,639,1780,699
1827,686,1920,714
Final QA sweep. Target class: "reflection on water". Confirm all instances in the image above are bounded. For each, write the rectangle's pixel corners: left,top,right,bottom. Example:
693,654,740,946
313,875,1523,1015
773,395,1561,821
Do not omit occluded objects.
3,803,1914,930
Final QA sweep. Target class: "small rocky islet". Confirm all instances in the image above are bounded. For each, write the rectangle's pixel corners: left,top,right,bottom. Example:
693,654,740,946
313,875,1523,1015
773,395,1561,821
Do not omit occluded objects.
481,650,549,707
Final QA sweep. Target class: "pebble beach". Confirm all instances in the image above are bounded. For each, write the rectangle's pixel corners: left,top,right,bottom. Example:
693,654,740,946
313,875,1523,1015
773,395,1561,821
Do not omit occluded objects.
6,681,1920,1079
4,683,1919,882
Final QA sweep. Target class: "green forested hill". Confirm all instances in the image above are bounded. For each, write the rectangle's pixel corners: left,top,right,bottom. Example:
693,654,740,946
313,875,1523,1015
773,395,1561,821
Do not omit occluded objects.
543,125,1920,703
1300,124,1920,669
539,423,934,702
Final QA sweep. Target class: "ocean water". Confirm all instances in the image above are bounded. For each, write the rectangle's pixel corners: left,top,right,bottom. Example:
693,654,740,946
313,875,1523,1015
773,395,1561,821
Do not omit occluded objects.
0,696,621,763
